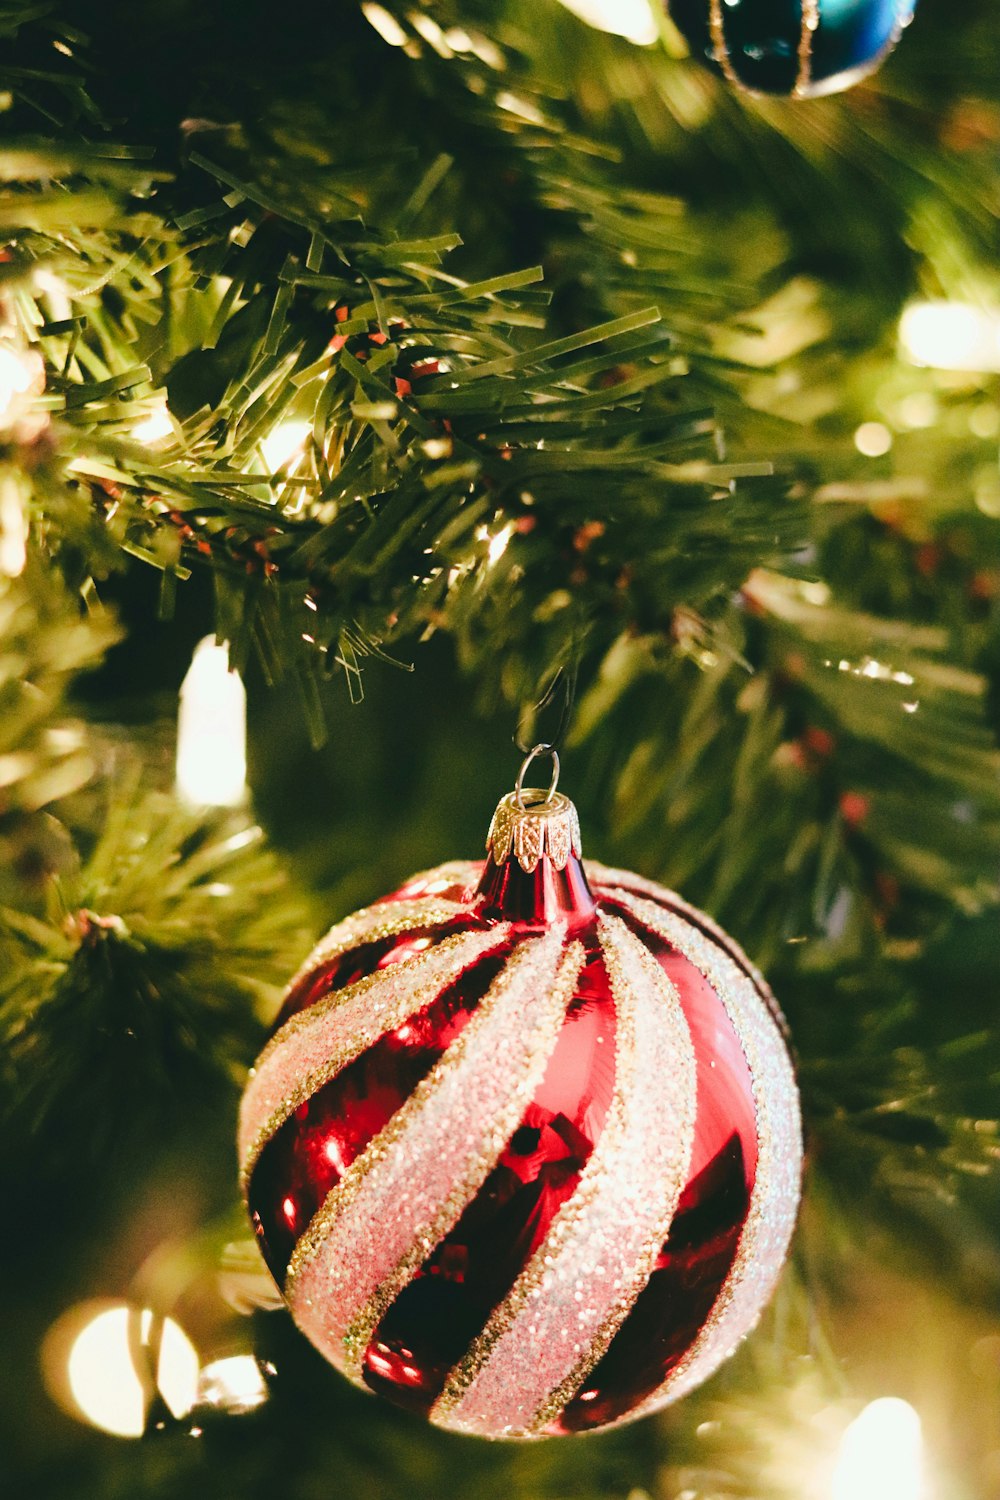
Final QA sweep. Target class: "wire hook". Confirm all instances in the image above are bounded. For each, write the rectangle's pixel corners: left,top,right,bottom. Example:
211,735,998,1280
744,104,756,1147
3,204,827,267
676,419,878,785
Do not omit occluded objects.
513,665,577,758
514,744,560,809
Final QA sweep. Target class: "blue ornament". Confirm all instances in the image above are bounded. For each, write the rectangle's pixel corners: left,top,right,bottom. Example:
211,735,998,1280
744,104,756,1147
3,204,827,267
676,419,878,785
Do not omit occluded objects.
667,0,916,97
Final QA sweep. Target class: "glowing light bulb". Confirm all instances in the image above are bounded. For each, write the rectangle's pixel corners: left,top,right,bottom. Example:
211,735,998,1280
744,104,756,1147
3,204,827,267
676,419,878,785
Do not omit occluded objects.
33,268,72,320
0,343,38,418
176,636,247,807
555,0,658,44
900,301,1000,372
0,476,27,577
488,523,514,565
854,421,893,457
132,405,174,445
0,342,44,436
832,1398,925,1500
196,1355,269,1414
260,420,311,473
362,2,408,46
63,1303,198,1438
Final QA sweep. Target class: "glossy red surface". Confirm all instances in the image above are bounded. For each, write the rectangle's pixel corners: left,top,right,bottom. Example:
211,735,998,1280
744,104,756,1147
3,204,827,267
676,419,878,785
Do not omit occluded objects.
476,851,596,930
249,931,498,1284
247,851,761,1431
551,898,757,1433
362,941,616,1412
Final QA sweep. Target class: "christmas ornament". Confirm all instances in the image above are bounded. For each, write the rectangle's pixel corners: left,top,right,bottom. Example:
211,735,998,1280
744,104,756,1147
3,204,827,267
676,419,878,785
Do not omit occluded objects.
239,751,801,1438
668,0,916,98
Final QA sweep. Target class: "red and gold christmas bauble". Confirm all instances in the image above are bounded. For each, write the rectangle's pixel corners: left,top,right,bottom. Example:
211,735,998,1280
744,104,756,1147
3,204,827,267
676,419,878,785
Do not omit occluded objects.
239,774,801,1439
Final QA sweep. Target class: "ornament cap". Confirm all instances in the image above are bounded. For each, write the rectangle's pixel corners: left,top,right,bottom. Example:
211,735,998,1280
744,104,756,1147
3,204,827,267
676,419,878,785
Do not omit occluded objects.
476,762,595,927
484,789,582,876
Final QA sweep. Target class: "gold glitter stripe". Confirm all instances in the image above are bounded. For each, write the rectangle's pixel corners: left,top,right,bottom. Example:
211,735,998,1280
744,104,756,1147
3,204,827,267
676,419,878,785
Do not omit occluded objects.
610,892,801,1423
238,926,506,1189
433,913,697,1436
795,0,819,97
275,896,469,1019
390,860,481,899
708,0,744,92
331,938,586,1380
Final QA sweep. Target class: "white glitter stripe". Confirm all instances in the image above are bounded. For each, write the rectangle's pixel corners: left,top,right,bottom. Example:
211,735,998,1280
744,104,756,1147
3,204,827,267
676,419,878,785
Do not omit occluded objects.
433,913,697,1438
587,863,787,1036
287,929,582,1384
280,896,469,1003
611,892,801,1420
238,924,506,1180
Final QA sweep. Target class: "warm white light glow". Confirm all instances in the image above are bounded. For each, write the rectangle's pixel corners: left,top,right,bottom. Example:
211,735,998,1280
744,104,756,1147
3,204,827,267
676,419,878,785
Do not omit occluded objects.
969,403,1000,439
261,419,311,473
176,636,247,807
0,477,27,577
900,300,1000,372
362,1,408,46
0,343,40,421
555,0,658,43
34,268,72,320
66,1304,198,1438
488,523,514,565
832,1398,925,1500
895,392,937,430
132,405,174,445
854,421,893,458
196,1355,269,1414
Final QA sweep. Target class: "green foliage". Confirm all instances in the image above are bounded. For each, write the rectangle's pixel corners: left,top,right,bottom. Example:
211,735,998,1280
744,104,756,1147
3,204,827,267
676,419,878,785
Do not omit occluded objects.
0,770,310,1154
0,557,118,816
1,0,999,1496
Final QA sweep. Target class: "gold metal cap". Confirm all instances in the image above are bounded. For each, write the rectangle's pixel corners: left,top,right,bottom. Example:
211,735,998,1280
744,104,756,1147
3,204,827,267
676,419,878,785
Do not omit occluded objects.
484,789,583,875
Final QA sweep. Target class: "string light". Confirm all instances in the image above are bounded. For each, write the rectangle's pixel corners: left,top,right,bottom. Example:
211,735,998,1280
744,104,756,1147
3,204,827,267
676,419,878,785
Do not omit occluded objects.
831,1398,925,1500
33,268,72,320
0,343,38,420
487,522,514,565
196,1355,269,1414
474,522,515,566
44,1300,199,1439
132,404,174,445
362,2,408,47
899,300,1000,372
0,341,44,435
0,476,27,577
176,636,247,807
260,420,311,473
854,421,893,457
554,0,658,44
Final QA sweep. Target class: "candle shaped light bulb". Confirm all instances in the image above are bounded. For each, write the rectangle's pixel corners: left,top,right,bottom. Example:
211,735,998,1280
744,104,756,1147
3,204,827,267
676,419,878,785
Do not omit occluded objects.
832,1398,925,1500
64,1303,198,1438
132,404,174,444
554,0,658,44
0,476,27,577
0,343,39,419
176,636,247,807
196,1354,269,1414
261,419,311,473
899,301,1000,372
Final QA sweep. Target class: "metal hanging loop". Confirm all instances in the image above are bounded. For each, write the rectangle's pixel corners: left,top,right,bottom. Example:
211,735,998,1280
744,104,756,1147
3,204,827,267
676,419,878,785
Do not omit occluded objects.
515,743,560,810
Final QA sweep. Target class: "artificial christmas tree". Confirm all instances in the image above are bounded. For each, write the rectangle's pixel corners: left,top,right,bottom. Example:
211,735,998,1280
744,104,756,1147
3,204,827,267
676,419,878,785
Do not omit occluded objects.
2,0,999,1496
